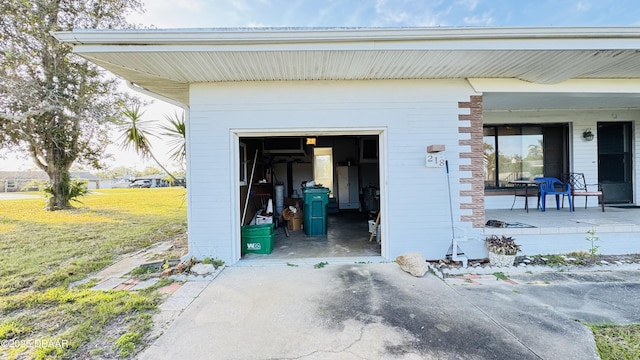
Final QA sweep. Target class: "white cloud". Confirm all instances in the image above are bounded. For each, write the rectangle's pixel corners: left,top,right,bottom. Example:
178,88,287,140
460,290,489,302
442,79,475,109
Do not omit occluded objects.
575,1,592,12
129,0,208,28
246,21,267,28
312,0,345,26
373,0,450,27
229,0,252,12
457,0,478,11
463,11,495,26
128,0,275,28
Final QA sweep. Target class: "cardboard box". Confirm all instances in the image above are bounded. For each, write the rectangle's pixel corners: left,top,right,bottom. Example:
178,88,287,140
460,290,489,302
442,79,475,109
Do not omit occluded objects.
284,198,301,210
287,211,303,231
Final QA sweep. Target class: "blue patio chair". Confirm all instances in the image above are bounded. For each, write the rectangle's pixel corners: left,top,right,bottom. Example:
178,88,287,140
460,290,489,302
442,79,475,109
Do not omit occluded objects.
534,177,573,212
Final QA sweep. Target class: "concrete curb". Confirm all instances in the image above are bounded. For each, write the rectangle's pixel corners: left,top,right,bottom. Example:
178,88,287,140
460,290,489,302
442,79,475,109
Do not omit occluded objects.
429,261,640,278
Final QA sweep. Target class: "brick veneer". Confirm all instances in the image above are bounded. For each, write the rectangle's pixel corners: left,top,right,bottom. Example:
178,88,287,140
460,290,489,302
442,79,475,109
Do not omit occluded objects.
458,95,484,227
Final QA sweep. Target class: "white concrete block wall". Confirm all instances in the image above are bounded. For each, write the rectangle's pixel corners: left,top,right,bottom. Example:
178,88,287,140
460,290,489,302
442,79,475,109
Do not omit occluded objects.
187,79,478,263
186,112,234,260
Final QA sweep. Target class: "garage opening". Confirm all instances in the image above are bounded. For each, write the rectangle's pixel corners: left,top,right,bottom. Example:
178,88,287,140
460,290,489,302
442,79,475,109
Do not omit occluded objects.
238,134,382,261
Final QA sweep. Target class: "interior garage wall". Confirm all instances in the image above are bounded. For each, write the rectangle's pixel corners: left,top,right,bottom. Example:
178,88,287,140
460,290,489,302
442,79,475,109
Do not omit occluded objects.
187,79,481,263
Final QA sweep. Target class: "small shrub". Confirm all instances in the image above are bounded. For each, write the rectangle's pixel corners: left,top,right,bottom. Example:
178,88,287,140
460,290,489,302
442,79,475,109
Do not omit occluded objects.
493,272,509,280
586,228,600,257
565,252,589,265
201,257,225,268
130,266,156,276
20,180,48,192
43,176,90,206
544,255,568,267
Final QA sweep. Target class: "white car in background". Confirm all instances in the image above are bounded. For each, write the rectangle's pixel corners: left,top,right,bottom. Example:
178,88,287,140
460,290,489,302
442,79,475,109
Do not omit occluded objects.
130,179,151,188
110,180,131,189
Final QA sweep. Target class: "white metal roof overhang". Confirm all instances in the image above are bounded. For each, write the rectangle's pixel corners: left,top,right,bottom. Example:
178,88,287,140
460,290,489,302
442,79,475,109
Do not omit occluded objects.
53,27,640,108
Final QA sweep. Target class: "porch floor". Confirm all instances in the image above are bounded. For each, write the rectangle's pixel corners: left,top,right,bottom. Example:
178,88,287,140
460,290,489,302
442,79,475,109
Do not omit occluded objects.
484,206,640,236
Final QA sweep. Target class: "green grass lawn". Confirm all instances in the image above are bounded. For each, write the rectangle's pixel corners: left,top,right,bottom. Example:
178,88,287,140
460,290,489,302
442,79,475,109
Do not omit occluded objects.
591,323,640,360
0,188,187,359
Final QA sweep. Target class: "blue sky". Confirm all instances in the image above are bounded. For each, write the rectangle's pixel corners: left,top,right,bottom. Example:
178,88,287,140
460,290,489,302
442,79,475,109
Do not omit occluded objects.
3,0,640,171
130,0,640,28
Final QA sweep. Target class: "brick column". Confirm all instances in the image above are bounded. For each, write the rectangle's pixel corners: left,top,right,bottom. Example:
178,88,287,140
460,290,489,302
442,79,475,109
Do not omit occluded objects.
458,95,484,228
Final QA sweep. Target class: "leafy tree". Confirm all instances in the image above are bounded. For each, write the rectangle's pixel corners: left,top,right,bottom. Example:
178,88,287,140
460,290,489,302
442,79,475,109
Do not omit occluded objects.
93,166,138,179
526,140,543,160
0,0,143,210
139,166,162,176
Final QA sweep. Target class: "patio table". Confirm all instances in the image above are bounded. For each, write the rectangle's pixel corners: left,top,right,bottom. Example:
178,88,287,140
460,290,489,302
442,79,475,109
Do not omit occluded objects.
509,180,543,212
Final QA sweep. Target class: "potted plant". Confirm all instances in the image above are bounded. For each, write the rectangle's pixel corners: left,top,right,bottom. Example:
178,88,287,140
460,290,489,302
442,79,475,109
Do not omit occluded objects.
582,128,595,141
485,235,521,267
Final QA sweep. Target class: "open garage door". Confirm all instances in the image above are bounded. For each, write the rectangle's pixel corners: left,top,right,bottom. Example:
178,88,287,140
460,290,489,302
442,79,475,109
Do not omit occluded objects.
237,133,383,261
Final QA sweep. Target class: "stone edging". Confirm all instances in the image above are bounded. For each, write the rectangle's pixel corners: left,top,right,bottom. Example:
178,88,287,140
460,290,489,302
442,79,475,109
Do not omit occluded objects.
428,262,640,279
168,264,226,282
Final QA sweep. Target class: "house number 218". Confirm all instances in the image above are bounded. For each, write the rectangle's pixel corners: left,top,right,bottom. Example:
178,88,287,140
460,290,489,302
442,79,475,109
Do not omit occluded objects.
426,154,446,168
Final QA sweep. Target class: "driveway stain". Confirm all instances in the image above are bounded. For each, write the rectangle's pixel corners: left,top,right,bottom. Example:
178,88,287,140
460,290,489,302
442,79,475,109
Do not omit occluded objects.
317,265,541,359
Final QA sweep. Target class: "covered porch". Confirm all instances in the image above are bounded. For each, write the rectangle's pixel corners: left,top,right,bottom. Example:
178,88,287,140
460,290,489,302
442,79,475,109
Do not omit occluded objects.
483,207,640,256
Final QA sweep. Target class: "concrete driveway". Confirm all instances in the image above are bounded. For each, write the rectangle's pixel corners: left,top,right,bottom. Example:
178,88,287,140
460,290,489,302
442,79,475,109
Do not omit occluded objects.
0,193,40,200
141,263,640,359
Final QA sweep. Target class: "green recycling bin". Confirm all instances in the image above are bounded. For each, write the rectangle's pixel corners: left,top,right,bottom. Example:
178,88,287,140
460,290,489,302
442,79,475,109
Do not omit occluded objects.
241,223,274,254
303,187,330,236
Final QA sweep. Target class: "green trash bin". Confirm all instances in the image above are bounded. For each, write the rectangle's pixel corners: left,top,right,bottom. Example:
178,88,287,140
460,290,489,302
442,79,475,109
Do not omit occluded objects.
303,187,330,236
241,223,274,254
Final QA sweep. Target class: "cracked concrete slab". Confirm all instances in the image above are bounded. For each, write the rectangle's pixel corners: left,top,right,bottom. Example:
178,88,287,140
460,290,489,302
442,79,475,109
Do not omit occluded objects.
139,263,640,359
90,277,126,291
159,281,209,312
92,240,173,279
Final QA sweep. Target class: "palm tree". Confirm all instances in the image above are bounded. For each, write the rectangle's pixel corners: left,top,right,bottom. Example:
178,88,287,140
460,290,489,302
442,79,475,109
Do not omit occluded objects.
119,104,179,182
160,111,186,164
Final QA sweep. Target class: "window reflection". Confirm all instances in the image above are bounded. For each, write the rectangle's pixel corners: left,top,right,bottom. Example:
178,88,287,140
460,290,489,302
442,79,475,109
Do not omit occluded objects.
483,127,496,188
484,126,544,188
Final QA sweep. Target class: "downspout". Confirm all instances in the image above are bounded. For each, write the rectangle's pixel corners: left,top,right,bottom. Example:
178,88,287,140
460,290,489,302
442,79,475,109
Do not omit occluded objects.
124,81,194,261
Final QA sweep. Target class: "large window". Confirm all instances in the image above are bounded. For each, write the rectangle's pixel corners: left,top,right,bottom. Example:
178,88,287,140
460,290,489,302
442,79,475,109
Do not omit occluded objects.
484,124,568,189
484,126,543,188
